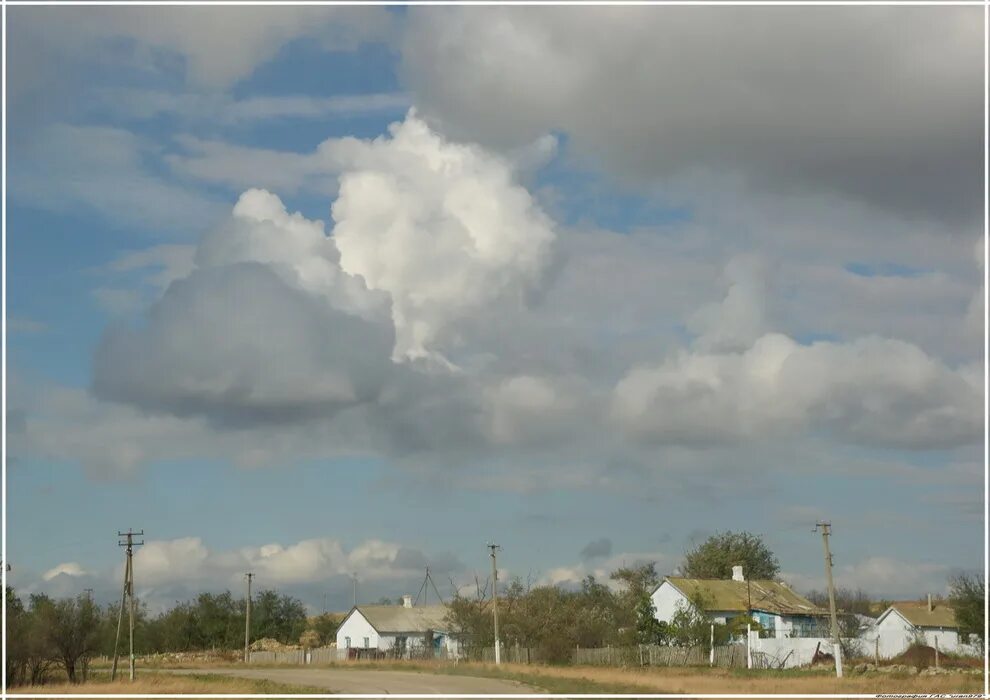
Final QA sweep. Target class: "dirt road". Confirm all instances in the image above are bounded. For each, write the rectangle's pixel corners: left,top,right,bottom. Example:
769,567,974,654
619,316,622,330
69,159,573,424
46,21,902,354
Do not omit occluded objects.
172,667,539,694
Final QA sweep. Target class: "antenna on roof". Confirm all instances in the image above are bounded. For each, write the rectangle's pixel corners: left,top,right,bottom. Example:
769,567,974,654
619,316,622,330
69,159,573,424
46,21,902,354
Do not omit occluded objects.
414,566,447,606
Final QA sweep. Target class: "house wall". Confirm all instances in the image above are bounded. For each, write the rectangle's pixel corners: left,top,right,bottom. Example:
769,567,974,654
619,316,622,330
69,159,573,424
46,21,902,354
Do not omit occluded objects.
335,610,381,650
653,582,740,625
873,612,919,658
652,581,689,623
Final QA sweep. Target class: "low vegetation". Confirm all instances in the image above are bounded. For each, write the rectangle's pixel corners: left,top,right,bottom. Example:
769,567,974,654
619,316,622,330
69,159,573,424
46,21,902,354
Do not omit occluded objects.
9,671,327,694
312,659,985,694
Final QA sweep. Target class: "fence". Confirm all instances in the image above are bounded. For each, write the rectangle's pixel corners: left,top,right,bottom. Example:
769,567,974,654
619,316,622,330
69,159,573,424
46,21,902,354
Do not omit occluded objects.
250,647,458,665
575,644,746,668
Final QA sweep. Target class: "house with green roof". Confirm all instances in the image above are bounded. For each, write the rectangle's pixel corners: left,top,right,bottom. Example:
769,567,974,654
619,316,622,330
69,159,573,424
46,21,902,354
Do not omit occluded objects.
651,565,830,639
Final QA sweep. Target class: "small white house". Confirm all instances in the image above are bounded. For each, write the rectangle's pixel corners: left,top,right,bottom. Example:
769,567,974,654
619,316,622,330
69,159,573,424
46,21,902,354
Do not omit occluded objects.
872,596,980,658
335,595,460,657
652,566,830,639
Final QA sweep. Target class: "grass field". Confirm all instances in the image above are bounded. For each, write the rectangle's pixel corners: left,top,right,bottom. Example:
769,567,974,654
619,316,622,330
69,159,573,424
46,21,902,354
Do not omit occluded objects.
7,671,326,696
14,660,986,695
327,659,987,694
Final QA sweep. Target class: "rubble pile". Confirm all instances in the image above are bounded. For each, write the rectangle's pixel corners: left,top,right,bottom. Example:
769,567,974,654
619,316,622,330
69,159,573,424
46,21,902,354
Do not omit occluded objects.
249,638,301,652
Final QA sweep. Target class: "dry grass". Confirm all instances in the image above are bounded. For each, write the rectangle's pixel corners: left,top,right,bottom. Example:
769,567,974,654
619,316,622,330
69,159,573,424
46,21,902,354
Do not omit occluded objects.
7,672,323,696
473,662,987,694
27,660,985,695
325,659,986,694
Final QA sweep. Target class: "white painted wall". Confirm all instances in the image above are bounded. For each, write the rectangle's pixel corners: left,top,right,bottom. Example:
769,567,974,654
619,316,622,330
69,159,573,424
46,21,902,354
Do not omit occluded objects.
652,581,689,623
872,611,916,658
335,610,380,650
749,633,835,668
652,582,736,624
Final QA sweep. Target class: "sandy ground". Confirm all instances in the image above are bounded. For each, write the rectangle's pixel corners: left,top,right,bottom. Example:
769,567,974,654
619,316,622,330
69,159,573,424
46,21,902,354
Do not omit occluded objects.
171,667,539,694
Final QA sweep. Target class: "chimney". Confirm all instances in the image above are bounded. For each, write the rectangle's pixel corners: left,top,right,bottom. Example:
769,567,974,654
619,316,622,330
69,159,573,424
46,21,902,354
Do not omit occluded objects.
732,565,745,582
402,594,413,608
927,593,933,612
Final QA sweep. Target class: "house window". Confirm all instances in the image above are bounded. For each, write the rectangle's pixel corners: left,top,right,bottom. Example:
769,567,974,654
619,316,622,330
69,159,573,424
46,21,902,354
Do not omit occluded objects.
345,637,351,648
363,637,370,648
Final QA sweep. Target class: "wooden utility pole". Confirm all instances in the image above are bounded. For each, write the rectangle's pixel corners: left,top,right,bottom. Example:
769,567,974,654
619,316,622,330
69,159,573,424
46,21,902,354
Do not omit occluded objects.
487,543,501,665
244,573,254,663
352,573,357,608
111,530,143,682
815,521,842,678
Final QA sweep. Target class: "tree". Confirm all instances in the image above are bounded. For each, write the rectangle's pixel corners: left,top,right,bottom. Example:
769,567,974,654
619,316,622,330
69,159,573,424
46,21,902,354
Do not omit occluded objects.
24,594,59,685
43,594,101,682
251,590,307,644
308,613,343,647
6,587,30,686
610,562,661,644
299,629,321,649
949,573,986,651
682,531,779,580
634,594,666,645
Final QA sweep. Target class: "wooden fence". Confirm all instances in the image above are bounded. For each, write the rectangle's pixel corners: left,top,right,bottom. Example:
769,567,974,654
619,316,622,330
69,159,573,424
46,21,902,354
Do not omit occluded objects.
463,646,542,664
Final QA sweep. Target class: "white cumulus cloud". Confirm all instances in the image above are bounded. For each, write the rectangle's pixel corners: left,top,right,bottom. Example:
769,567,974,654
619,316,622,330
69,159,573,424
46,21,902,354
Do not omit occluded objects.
329,112,557,363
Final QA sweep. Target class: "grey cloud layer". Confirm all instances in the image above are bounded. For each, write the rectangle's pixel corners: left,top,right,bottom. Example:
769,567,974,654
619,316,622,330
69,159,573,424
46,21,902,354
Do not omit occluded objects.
402,6,983,223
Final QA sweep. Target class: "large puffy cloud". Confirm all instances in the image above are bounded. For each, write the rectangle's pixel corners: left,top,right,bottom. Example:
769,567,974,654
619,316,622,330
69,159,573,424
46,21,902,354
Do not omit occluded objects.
92,188,397,426
93,263,393,426
613,251,982,450
169,113,558,365
613,333,982,450
403,6,982,223
329,114,557,363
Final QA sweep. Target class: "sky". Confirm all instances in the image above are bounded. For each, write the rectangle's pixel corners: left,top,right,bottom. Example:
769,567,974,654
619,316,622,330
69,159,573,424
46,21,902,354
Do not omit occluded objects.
4,5,985,615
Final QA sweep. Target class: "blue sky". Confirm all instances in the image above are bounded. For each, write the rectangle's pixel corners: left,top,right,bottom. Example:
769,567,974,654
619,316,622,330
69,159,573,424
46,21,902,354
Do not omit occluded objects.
5,5,984,613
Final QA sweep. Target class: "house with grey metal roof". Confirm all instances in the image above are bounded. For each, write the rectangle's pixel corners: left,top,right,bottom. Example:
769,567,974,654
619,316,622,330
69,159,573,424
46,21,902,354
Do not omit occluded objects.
335,595,461,658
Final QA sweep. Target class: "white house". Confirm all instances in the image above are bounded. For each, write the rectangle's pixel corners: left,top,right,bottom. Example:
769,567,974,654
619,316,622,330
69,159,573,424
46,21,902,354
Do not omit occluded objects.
335,595,460,657
652,566,830,639
872,596,981,658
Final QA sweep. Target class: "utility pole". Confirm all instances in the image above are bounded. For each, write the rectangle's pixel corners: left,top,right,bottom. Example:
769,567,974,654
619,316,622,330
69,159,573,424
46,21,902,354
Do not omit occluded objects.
322,591,327,615
352,573,357,608
487,543,501,665
815,521,843,678
111,530,143,682
244,573,254,663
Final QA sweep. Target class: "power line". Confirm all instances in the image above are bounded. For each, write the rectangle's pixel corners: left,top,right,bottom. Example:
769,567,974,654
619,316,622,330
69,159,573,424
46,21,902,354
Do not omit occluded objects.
487,542,501,665
814,521,843,678
244,573,254,663
110,530,143,683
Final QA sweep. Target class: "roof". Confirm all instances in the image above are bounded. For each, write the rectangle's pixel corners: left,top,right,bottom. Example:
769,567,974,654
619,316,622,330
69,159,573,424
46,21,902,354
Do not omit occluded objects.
882,601,957,629
663,577,830,617
349,604,453,634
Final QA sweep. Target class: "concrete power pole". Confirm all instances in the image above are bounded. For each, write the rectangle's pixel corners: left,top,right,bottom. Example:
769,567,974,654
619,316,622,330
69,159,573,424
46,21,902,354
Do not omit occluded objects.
244,573,254,663
815,521,843,678
111,530,143,682
487,543,501,665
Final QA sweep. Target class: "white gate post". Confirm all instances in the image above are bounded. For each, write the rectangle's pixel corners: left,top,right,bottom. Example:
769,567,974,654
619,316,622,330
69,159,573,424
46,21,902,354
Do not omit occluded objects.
710,624,714,666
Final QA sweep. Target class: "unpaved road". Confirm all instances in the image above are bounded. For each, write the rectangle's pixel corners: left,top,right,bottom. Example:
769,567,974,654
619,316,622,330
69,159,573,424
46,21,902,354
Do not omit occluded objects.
172,667,540,694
